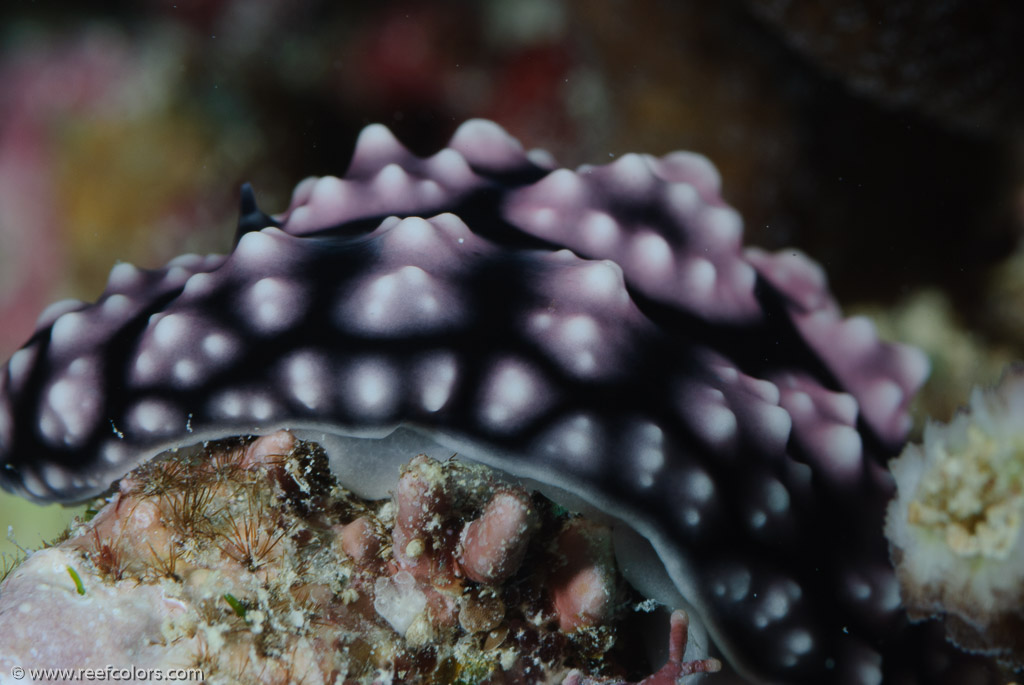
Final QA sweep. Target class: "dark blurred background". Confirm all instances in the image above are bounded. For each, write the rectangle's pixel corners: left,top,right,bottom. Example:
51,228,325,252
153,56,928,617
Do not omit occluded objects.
1,0,1023,549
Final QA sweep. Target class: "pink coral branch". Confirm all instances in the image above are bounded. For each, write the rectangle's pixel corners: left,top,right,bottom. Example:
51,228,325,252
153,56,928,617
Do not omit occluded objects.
562,609,721,685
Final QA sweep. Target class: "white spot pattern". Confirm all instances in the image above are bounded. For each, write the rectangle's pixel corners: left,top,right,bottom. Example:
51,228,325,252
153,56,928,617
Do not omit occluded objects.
342,358,399,419
479,360,548,431
128,399,181,437
245,277,305,333
7,346,38,393
39,357,102,447
343,265,459,336
415,352,457,413
282,351,328,411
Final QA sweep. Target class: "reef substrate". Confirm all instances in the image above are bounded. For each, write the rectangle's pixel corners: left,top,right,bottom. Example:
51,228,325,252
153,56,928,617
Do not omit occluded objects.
0,431,719,684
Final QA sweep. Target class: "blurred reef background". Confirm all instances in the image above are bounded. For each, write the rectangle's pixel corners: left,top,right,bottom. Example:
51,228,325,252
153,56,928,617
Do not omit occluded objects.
1,0,1022,562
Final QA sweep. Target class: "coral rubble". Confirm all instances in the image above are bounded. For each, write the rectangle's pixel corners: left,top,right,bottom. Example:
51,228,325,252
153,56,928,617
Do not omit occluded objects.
0,431,720,684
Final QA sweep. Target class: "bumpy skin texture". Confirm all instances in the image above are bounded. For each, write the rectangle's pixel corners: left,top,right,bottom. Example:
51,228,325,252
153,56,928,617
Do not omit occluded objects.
0,120,994,683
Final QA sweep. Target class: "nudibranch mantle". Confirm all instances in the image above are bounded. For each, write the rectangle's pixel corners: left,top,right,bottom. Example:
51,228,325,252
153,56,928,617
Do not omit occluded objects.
1,120,967,683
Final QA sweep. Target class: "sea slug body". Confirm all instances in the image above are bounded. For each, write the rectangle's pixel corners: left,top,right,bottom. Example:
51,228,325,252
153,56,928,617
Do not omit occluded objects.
0,119,995,683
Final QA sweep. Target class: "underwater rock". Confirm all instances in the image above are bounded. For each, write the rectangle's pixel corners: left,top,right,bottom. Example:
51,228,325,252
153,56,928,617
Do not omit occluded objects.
0,432,721,684
746,0,1024,132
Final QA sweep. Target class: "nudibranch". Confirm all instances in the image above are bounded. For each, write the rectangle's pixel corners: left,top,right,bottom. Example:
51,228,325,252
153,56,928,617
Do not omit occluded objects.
0,120,987,682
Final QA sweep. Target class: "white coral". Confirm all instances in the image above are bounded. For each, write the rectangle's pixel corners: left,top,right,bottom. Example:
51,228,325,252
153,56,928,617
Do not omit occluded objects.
886,367,1024,630
372,570,427,637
